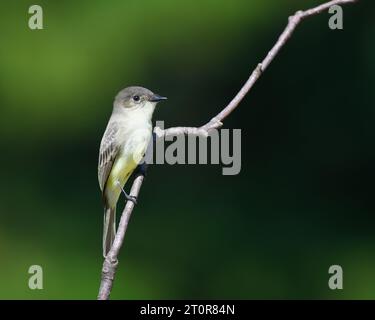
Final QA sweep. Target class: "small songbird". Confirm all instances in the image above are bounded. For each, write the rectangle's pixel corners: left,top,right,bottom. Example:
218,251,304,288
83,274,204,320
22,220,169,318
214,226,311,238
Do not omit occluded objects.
98,86,167,257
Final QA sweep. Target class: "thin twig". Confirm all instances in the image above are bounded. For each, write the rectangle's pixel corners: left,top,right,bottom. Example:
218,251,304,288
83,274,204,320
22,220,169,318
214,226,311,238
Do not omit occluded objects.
155,0,358,138
97,0,358,300
97,174,144,300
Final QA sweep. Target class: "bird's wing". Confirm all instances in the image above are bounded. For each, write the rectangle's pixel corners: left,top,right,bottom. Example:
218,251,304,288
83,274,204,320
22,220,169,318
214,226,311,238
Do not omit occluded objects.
98,122,121,192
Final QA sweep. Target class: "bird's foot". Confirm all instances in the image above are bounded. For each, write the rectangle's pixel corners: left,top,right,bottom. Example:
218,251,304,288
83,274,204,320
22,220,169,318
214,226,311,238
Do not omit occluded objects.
115,180,137,205
125,194,137,205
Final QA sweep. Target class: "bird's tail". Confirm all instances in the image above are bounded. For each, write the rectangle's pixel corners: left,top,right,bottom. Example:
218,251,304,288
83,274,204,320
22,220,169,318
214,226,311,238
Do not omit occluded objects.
103,205,116,257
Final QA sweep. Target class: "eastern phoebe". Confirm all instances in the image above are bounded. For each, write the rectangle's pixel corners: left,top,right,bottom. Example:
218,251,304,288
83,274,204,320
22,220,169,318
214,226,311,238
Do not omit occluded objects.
98,86,167,257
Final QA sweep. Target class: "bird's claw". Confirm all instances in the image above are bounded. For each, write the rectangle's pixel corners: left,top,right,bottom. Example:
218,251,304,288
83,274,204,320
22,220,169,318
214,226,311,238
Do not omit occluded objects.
126,195,137,205
116,180,137,205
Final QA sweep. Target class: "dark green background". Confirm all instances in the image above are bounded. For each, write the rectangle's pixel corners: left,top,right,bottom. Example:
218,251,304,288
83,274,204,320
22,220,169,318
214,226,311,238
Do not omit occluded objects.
0,0,374,299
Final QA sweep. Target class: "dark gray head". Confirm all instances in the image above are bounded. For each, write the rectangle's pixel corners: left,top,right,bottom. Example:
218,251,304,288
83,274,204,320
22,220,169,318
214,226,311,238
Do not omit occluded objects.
114,86,167,109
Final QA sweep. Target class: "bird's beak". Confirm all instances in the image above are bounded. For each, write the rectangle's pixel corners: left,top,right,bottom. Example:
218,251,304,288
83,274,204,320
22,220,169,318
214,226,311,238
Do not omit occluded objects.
149,94,167,102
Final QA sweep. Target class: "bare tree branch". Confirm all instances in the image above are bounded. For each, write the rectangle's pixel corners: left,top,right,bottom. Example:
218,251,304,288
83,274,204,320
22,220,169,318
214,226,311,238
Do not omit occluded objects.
155,0,358,138
97,0,358,300
98,174,144,300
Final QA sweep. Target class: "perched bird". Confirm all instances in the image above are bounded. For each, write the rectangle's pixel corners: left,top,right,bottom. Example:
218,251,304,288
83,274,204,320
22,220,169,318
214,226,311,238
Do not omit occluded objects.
98,86,167,257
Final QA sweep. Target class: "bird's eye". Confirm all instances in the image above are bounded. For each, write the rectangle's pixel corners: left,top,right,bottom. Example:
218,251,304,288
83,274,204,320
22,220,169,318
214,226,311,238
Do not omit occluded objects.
133,95,140,102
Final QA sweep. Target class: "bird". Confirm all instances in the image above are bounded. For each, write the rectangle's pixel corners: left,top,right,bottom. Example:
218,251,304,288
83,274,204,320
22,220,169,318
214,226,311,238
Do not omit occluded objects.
98,86,167,257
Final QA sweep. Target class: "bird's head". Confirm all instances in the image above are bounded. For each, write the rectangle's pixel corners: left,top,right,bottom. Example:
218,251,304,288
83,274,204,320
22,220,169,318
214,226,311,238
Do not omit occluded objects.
114,86,167,110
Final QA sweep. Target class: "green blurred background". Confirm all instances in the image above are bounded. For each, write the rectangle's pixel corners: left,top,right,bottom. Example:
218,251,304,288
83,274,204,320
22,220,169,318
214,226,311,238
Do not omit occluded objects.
0,0,374,299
